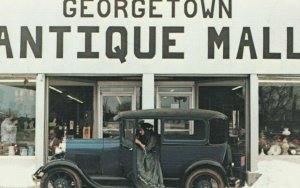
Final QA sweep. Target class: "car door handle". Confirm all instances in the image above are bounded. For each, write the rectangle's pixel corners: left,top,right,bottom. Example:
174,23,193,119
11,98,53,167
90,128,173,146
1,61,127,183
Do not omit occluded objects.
123,145,133,151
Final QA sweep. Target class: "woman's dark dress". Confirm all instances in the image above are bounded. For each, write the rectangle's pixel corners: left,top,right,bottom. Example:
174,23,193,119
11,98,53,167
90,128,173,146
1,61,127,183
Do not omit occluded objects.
136,134,165,188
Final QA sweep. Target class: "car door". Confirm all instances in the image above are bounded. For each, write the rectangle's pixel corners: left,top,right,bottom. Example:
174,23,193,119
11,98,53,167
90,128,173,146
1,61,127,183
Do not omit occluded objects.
120,119,137,180
160,118,208,178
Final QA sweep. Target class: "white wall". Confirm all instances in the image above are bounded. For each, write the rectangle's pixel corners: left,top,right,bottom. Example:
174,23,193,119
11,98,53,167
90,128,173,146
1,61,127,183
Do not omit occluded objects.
0,157,36,187
142,74,155,109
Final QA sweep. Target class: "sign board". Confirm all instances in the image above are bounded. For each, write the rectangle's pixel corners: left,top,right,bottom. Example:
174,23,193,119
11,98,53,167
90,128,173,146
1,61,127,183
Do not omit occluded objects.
0,0,300,74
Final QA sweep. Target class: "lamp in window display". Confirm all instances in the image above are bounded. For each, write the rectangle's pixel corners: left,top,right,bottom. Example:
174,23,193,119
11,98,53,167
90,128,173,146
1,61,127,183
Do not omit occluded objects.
282,127,291,136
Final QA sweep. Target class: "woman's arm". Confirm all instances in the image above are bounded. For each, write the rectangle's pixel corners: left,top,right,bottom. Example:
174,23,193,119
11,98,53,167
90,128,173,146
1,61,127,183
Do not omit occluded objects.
135,138,145,150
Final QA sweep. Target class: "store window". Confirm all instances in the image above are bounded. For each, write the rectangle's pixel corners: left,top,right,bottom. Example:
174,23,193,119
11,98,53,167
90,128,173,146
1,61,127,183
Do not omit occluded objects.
48,78,94,156
0,77,36,156
156,86,194,133
259,82,300,156
157,87,193,109
100,86,141,138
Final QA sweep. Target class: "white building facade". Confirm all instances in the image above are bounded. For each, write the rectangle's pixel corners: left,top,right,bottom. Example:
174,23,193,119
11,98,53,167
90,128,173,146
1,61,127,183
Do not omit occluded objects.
0,0,300,187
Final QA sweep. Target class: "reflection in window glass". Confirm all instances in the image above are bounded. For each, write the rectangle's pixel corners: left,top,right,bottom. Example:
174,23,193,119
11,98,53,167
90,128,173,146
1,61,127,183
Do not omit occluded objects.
259,84,300,155
160,96,190,109
0,77,36,156
158,87,192,110
123,119,135,141
101,87,134,93
103,96,132,138
164,119,205,140
158,87,192,92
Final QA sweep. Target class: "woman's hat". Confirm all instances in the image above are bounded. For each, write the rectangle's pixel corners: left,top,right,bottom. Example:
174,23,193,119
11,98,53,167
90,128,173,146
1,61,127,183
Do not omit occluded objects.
141,122,153,131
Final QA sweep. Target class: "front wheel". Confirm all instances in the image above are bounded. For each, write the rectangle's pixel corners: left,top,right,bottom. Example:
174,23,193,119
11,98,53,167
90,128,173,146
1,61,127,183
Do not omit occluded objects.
40,167,82,188
184,168,225,188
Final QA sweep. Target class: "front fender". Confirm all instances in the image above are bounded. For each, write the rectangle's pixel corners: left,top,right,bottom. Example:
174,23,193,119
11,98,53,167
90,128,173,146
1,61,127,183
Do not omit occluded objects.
182,160,229,186
33,159,103,188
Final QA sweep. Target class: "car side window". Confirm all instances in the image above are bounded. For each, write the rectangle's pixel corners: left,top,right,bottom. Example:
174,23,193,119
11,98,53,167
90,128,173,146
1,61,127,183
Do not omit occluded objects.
122,119,135,142
163,119,206,140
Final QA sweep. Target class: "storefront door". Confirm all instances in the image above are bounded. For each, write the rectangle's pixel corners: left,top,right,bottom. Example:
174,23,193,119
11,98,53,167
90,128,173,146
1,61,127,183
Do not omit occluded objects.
197,78,248,154
99,87,137,138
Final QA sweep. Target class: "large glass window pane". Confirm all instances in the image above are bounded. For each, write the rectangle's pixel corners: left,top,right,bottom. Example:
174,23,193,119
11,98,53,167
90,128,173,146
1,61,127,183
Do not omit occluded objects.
160,96,190,109
158,87,192,109
259,83,300,155
0,77,36,156
48,80,94,156
103,96,132,138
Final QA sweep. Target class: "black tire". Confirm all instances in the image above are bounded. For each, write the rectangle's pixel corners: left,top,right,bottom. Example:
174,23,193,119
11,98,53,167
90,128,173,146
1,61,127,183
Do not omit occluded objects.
40,167,82,188
184,168,225,188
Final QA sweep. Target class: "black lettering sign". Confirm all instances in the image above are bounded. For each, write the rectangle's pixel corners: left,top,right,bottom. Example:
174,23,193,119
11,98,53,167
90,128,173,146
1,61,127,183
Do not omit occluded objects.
77,26,99,58
208,27,229,59
134,27,156,59
0,26,13,58
162,27,184,59
49,26,71,58
263,27,281,59
20,26,42,58
237,27,257,59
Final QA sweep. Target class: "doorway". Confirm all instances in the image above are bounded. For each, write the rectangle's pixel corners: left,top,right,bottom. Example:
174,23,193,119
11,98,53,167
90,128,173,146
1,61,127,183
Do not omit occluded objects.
197,78,247,154
98,84,141,138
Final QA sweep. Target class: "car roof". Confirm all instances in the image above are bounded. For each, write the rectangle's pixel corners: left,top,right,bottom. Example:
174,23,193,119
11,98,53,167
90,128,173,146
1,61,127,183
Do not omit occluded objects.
113,108,227,121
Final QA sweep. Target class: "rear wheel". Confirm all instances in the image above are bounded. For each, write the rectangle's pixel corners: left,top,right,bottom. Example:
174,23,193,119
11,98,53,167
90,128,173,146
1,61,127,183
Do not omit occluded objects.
40,167,82,188
184,168,225,188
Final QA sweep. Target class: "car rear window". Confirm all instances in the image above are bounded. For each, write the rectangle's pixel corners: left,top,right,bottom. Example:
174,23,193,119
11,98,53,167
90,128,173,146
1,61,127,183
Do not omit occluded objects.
209,118,228,144
163,119,206,140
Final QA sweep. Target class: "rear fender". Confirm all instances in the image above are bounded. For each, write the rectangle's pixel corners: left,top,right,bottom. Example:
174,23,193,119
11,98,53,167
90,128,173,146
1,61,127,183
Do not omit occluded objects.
182,160,229,187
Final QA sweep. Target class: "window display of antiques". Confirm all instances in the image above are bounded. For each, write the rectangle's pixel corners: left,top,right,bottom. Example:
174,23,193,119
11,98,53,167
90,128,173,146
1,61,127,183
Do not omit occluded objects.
259,127,300,155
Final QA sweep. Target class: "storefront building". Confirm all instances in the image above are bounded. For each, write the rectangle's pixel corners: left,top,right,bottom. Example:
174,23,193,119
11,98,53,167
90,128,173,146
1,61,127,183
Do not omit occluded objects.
0,0,300,187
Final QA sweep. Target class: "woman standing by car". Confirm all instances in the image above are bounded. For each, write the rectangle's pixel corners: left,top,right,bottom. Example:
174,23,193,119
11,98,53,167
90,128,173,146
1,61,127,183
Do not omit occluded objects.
135,122,165,188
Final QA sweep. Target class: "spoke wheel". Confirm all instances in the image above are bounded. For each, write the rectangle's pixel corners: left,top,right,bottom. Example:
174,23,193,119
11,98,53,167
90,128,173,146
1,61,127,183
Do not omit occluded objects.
185,168,225,188
41,167,82,188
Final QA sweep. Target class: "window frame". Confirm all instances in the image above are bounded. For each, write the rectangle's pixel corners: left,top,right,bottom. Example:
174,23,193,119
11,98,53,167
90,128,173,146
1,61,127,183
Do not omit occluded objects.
0,76,37,158
161,118,208,145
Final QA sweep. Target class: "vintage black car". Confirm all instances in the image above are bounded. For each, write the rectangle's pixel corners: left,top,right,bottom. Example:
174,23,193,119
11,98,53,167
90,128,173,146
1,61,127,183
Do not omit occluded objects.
33,109,243,188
